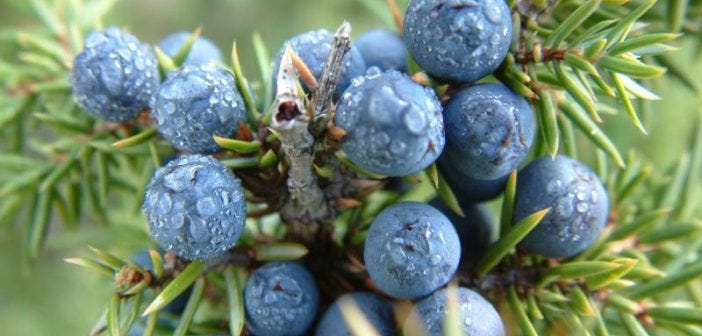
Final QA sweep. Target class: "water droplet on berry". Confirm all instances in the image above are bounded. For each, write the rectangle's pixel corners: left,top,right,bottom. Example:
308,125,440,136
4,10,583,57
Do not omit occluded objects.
576,202,589,213
170,212,186,229
189,217,211,242
197,197,219,216
404,107,427,135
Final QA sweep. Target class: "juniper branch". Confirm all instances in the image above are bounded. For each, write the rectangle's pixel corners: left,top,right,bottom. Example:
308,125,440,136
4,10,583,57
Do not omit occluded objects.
311,21,351,127
270,46,331,242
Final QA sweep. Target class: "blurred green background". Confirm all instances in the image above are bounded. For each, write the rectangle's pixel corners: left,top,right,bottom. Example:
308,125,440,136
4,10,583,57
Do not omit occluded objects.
0,0,700,335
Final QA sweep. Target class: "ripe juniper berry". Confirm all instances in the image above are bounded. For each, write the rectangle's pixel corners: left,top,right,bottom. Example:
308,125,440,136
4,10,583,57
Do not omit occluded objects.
142,155,246,261
364,202,460,299
71,27,159,121
334,69,444,177
514,155,609,258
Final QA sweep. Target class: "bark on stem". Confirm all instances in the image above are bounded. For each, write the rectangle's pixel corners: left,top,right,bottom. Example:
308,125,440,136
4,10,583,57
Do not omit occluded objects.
270,22,352,242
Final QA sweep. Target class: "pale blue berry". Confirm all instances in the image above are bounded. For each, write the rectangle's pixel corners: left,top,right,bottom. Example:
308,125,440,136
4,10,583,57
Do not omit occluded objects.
71,27,159,121
364,202,460,299
404,0,512,83
152,63,246,154
244,262,319,336
142,155,246,261
406,287,505,336
157,31,223,66
334,70,444,177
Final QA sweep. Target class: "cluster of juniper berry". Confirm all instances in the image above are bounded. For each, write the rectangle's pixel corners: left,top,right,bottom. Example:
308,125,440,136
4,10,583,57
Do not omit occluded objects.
69,0,610,335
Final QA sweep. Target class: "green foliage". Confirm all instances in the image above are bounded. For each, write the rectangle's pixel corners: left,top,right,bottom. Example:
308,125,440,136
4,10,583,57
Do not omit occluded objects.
1,0,701,335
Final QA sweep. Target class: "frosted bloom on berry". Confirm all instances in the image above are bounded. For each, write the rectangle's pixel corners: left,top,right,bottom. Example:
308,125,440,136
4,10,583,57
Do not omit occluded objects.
404,0,512,83
157,31,223,66
71,27,159,121
152,64,246,154
514,155,609,258
244,262,319,336
364,202,460,299
334,70,444,177
142,155,246,261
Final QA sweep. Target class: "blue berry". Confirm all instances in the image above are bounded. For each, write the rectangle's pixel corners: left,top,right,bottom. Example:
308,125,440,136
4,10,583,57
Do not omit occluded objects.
157,31,224,66
364,202,460,299
355,29,408,72
514,155,609,258
71,27,159,121
132,251,191,314
431,199,494,269
244,262,319,336
405,287,505,336
334,70,445,177
315,292,396,336
142,155,246,261
438,157,509,202
272,29,366,100
404,0,512,83
152,63,246,154
442,83,535,180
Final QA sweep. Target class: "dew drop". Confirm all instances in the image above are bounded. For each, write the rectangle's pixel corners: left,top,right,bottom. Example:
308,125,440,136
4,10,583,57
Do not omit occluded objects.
576,191,587,201
162,101,176,115
197,197,219,216
189,217,211,242
557,198,574,217
576,202,589,213
403,107,427,135
170,212,186,229
389,139,407,155
155,193,173,215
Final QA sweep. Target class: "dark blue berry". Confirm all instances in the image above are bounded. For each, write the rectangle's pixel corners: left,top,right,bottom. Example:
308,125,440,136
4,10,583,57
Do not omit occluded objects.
244,262,319,336
364,202,460,299
404,0,512,83
355,29,408,72
142,155,246,261
431,199,494,270
334,70,445,177
152,63,246,154
315,292,396,336
443,83,535,180
272,29,366,100
438,158,509,202
405,287,505,336
157,31,224,66
71,27,159,121
514,155,609,258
